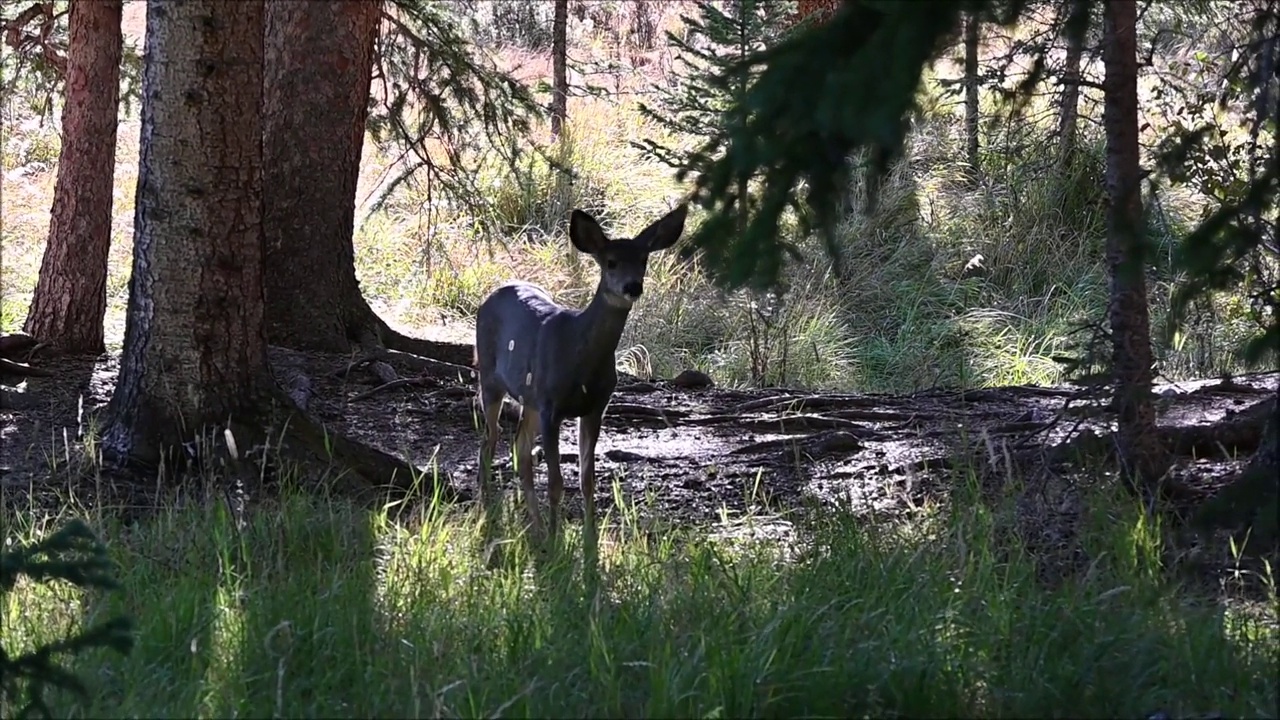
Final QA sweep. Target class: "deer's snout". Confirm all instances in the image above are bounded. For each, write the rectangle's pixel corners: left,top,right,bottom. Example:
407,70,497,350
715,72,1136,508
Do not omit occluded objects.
622,281,644,298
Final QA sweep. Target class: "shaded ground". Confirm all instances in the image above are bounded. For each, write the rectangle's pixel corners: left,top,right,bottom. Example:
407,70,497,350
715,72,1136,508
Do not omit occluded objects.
3,344,1276,534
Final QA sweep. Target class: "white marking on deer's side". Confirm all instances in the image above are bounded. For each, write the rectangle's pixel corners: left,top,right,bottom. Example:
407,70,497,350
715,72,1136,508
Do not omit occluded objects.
508,340,515,351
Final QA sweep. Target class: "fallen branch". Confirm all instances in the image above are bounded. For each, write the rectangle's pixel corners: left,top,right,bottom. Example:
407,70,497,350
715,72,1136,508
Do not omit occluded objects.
732,430,865,456
349,375,440,403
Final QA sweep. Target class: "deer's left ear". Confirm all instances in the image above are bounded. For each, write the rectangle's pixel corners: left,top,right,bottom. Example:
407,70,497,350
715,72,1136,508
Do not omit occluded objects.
635,203,688,252
570,209,609,254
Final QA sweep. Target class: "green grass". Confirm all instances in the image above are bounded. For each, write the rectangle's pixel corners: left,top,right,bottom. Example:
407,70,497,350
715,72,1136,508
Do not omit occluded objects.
6,475,1277,719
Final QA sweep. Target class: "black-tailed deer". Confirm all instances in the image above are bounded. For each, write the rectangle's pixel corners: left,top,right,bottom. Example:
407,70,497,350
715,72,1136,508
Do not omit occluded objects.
474,204,688,561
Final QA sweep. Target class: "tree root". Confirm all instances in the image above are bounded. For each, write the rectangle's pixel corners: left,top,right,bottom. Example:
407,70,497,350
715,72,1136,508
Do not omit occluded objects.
0,356,53,378
732,430,865,456
349,375,441,403
0,332,41,360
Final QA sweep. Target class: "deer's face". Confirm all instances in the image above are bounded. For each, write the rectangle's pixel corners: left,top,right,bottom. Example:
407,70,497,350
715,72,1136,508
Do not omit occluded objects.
569,204,689,308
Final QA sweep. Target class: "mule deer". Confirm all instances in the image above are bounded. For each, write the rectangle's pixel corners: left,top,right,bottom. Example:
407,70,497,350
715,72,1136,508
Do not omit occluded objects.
474,204,688,560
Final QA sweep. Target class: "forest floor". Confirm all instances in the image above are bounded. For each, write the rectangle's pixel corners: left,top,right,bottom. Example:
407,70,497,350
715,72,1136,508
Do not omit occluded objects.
4,337,1276,556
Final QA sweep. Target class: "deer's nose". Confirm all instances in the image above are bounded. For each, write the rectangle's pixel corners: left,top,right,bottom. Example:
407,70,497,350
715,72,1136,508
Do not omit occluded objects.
622,281,643,298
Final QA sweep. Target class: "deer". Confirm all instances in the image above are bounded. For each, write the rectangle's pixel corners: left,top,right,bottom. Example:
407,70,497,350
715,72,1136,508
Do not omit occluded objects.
473,203,688,563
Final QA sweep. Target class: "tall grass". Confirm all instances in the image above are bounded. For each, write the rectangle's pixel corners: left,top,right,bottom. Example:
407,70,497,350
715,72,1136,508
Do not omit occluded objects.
5,473,1276,719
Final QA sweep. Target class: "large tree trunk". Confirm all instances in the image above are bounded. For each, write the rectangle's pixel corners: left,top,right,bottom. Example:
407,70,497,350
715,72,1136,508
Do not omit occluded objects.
963,11,980,175
259,0,469,366
1101,0,1166,491
550,0,568,138
102,0,271,464
261,0,381,353
22,0,122,355
101,0,442,501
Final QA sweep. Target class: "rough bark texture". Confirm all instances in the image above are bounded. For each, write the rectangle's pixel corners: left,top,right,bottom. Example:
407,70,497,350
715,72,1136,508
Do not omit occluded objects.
550,0,568,138
22,0,122,355
963,12,980,173
102,0,270,465
1102,0,1165,489
99,0,442,499
261,0,382,353
257,0,465,365
1057,1,1084,163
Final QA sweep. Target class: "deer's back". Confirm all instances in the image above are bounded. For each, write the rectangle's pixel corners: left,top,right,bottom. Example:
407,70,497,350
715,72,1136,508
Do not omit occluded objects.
475,281,571,405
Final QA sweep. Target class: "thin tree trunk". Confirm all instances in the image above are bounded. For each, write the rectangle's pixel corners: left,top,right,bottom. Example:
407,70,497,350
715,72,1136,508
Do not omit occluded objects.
1102,0,1165,492
550,0,568,138
23,0,122,355
103,0,270,464
1058,0,1085,164
963,11,980,175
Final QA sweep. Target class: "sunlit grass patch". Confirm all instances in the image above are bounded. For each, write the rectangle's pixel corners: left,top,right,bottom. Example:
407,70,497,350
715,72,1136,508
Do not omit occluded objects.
7,472,1277,719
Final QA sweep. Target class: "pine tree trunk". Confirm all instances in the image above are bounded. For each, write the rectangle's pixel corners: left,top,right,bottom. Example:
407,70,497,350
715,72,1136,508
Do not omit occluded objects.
102,0,271,465
101,0,445,499
258,0,469,365
1101,0,1165,491
261,0,382,353
963,12,980,174
1058,0,1084,164
550,0,568,138
23,0,122,355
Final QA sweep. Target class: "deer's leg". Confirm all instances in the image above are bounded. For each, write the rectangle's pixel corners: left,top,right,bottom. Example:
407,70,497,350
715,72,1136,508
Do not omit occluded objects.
476,384,504,509
514,406,544,541
540,406,565,538
578,411,603,565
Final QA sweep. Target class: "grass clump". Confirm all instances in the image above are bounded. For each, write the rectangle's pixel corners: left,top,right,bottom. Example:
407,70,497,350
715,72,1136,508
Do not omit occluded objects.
5,477,1276,719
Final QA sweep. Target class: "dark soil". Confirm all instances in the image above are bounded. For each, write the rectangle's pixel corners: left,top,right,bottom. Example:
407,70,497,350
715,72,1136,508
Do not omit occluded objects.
3,346,1276,536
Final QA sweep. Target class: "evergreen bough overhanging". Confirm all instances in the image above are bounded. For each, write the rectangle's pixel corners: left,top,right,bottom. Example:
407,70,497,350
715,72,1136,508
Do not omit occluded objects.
682,0,1276,367
1,519,134,719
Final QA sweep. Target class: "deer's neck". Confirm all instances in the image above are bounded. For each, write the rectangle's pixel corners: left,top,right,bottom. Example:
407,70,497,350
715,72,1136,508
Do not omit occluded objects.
574,286,632,367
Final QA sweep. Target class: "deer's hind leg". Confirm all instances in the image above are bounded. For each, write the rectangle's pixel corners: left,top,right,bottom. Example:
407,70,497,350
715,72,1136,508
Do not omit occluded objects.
476,382,505,507
514,406,544,542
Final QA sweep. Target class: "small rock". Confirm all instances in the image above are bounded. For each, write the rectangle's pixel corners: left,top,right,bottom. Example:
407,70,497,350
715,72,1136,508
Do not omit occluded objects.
671,369,714,390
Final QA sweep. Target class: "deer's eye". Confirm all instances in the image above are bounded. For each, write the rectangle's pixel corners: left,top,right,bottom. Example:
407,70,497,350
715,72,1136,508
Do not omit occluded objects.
606,259,618,269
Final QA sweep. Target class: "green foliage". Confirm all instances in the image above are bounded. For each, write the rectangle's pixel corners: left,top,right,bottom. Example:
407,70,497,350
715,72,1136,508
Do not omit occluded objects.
5,488,1275,717
635,0,798,176
365,0,544,237
1,519,133,719
1153,4,1280,368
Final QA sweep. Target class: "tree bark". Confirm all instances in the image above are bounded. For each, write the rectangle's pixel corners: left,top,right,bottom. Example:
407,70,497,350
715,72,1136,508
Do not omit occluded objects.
550,0,568,138
1057,0,1084,165
963,11,980,175
262,0,382,353
23,0,122,355
1102,0,1166,492
259,0,469,366
102,0,271,465
102,0,454,501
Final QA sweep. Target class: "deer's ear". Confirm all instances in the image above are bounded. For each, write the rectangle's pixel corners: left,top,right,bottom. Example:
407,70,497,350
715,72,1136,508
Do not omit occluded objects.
636,203,688,252
570,209,608,254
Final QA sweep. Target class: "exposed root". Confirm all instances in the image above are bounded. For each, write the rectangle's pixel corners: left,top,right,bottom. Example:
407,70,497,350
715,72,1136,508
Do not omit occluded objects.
0,356,53,378
349,375,441,403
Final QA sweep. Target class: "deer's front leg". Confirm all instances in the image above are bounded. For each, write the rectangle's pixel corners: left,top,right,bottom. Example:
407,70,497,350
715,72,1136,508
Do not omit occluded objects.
540,406,565,538
578,411,603,566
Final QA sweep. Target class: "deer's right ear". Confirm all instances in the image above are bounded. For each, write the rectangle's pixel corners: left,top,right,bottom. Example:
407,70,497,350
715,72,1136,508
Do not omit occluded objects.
570,209,608,254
